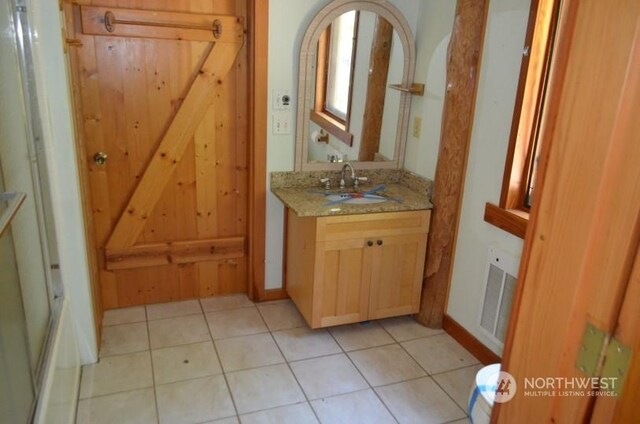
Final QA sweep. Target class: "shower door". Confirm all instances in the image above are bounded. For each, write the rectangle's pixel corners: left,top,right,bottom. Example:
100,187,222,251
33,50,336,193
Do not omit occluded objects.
0,0,61,421
0,192,34,423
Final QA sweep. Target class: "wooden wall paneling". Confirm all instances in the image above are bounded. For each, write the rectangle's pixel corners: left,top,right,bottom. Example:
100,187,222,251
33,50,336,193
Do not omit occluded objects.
416,0,489,328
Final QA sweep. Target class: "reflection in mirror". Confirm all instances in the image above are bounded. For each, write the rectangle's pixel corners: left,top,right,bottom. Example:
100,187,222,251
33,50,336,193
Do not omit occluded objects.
307,10,404,164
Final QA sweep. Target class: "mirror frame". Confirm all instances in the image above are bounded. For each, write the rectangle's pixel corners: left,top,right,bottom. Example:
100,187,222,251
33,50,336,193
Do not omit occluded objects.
294,0,416,171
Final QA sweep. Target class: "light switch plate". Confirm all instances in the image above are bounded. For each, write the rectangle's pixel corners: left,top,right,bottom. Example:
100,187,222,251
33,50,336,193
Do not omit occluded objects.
272,113,291,134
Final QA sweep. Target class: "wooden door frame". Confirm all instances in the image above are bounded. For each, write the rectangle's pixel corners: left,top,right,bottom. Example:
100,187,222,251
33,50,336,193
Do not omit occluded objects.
247,0,269,302
63,0,270,340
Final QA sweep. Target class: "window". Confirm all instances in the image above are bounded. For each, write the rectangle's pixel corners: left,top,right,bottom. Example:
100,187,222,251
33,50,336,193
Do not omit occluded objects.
310,11,359,146
484,0,561,238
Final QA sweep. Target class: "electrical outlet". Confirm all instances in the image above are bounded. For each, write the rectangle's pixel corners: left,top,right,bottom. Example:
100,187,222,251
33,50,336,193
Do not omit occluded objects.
412,117,422,138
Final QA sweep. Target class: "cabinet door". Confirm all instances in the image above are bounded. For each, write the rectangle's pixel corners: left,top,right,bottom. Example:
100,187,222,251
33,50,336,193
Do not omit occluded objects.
368,234,427,320
314,238,372,327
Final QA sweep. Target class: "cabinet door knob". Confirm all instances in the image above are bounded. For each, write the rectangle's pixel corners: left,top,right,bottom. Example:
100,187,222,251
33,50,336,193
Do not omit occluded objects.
367,241,373,247
377,240,383,246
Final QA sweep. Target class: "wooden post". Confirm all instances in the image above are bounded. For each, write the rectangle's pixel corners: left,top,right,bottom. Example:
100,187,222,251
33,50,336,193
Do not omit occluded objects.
359,16,393,161
416,0,489,328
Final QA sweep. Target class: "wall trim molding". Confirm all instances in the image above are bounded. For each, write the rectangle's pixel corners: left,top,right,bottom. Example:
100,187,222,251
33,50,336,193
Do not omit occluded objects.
443,314,501,365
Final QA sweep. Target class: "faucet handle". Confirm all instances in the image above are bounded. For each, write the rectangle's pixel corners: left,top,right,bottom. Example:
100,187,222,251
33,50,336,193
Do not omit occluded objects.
353,176,368,189
320,177,331,190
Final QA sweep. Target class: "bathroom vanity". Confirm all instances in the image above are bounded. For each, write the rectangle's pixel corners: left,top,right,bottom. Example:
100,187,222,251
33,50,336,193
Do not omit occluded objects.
272,170,432,329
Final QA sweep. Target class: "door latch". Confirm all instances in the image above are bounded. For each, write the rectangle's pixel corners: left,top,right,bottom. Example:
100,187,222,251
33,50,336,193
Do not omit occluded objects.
93,152,108,166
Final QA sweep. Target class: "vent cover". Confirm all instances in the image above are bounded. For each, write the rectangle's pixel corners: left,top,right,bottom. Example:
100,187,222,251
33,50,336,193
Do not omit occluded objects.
479,247,519,346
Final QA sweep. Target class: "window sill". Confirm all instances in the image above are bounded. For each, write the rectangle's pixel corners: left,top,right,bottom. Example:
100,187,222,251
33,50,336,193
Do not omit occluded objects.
309,110,353,146
484,202,529,239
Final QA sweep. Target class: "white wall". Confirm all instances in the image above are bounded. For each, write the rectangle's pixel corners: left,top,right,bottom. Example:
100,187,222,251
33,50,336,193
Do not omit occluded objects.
403,0,456,178
265,0,420,289
447,0,530,355
30,0,98,363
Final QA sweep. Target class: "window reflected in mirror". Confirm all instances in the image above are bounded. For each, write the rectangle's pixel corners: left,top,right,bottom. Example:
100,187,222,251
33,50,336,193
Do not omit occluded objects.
308,10,403,164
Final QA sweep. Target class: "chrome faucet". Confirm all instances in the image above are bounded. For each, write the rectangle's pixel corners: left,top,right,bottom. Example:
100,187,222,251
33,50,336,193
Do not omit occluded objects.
340,162,356,190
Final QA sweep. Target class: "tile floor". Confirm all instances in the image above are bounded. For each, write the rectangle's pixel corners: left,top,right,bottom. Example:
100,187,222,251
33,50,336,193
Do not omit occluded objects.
77,295,481,424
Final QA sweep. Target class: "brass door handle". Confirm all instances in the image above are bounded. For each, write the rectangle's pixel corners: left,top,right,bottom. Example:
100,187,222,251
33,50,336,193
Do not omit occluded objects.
93,152,108,166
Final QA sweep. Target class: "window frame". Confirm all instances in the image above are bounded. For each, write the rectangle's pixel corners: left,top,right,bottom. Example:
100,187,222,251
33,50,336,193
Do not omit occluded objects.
484,0,561,238
310,11,360,146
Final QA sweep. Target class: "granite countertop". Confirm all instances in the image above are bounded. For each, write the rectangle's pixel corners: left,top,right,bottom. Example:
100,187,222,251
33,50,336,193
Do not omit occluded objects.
271,169,433,217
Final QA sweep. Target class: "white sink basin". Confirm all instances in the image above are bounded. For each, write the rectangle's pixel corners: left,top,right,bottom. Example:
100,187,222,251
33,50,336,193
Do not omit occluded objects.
325,194,389,205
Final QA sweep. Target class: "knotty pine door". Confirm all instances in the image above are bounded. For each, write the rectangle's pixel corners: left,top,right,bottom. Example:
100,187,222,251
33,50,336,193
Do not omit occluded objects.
65,0,249,308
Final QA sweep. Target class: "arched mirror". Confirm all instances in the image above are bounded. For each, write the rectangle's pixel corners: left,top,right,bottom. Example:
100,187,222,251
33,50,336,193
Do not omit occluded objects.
295,0,416,171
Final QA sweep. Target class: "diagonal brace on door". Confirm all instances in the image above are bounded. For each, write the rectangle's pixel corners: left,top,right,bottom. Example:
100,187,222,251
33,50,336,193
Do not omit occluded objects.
105,33,244,250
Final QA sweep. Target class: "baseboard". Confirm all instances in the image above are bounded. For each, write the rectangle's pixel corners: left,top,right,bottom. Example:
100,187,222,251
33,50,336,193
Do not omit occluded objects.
259,288,289,302
443,314,501,365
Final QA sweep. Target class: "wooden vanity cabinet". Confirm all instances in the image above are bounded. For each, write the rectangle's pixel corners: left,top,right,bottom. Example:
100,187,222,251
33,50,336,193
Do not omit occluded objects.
286,209,431,329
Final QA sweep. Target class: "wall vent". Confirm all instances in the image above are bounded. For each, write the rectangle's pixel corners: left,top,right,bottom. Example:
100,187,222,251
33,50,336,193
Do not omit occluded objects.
478,247,519,346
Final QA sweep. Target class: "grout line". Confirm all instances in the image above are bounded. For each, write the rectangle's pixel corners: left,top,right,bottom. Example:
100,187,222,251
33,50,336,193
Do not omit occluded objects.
144,305,161,424
325,326,400,424
391,327,472,419
75,385,156,401
430,376,470,419
205,307,242,419
255,308,322,424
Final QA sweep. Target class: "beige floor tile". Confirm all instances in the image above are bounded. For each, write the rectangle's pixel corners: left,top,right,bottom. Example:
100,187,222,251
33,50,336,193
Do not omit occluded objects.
76,388,156,424
432,364,482,410
349,344,425,386
257,300,307,331
215,333,284,372
102,306,146,326
226,363,305,414
402,333,479,374
146,299,202,321
80,351,153,399
205,418,240,424
376,377,466,424
272,327,341,361
290,353,368,400
240,402,319,424
152,341,222,385
99,322,148,357
148,314,210,349
156,375,235,424
200,294,255,312
206,308,268,340
310,389,396,424
379,316,443,342
329,322,395,351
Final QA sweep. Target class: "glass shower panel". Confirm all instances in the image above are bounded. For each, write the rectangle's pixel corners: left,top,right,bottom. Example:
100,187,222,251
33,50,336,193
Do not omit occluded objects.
0,190,35,423
0,0,52,372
